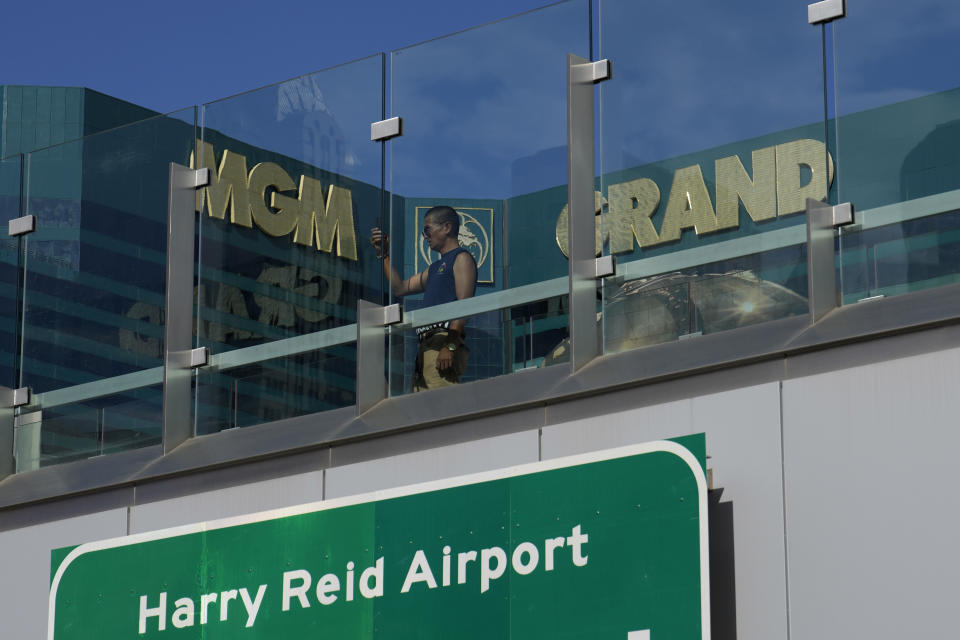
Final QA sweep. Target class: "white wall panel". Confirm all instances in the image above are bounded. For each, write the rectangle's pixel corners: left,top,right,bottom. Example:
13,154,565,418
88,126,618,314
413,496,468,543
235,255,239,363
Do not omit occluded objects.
541,382,787,640
129,470,323,534
0,508,128,640
325,430,539,499
782,347,960,640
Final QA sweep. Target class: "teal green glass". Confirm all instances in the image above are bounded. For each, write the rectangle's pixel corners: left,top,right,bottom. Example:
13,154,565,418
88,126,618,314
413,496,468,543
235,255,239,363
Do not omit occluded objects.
195,57,383,435
1,154,22,389
0,86,157,157
14,395,163,470
831,2,960,301
195,347,356,432
510,298,570,370
387,0,589,395
598,0,824,352
16,109,196,470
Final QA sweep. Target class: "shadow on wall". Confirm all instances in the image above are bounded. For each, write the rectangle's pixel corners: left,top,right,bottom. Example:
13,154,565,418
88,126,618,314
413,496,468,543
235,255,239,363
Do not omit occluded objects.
710,488,738,640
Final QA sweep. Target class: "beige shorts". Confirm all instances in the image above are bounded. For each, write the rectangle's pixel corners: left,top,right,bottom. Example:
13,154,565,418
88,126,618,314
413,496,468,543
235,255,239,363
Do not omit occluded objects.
413,330,469,392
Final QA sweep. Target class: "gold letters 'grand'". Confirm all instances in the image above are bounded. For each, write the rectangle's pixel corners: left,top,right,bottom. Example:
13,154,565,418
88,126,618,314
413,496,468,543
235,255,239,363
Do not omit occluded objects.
190,141,358,261
556,138,835,257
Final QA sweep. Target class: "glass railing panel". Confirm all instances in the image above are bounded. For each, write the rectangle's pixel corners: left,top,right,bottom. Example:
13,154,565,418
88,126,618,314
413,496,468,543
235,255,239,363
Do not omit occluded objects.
197,343,355,434
196,56,383,431
387,291,570,394
598,0,824,354
15,109,196,471
604,268,809,351
833,1,960,301
509,296,570,371
387,0,589,395
1,154,22,390
15,384,163,469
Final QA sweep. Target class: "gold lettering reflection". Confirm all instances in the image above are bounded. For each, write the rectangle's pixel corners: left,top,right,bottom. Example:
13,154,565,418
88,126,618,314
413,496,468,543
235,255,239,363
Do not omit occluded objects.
208,284,253,342
119,301,162,357
715,146,776,227
607,177,661,252
292,267,342,323
658,165,718,243
776,138,835,216
254,264,343,327
255,264,298,327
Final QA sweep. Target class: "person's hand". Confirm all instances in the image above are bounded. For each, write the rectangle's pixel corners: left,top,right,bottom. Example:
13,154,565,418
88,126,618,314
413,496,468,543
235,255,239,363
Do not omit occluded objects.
436,346,454,371
370,227,389,258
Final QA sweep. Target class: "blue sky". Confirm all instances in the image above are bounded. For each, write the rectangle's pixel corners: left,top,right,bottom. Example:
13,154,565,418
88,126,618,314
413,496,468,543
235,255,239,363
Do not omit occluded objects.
2,0,555,113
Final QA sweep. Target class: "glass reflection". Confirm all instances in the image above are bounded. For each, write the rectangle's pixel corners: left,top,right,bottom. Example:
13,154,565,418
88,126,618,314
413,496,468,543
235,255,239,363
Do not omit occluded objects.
387,0,589,394
833,0,960,300
16,109,194,468
599,0,822,354
196,57,383,431
603,270,807,352
1,155,22,390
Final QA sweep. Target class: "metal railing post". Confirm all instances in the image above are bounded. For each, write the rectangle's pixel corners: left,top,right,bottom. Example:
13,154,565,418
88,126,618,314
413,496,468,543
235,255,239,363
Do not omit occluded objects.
162,164,209,453
567,55,611,371
806,198,854,322
357,301,401,414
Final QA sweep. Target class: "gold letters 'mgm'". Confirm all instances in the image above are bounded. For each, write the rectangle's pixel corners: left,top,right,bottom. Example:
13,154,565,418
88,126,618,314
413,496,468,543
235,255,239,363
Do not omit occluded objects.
191,141,358,261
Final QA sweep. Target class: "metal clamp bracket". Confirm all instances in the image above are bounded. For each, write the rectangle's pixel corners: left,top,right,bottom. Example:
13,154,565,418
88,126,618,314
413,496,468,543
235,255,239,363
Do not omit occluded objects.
1,387,31,408
14,409,42,427
357,302,402,327
571,59,612,85
371,117,403,142
595,255,616,278
808,0,845,24
171,347,209,369
831,202,854,227
176,167,210,189
379,303,402,326
8,215,36,237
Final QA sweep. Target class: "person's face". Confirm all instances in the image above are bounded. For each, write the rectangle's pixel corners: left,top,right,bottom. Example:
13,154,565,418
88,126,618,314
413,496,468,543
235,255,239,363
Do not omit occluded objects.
422,217,448,251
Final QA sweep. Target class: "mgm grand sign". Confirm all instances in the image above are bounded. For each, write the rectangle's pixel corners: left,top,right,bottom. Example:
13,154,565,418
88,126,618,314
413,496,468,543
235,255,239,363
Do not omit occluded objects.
190,137,832,263
556,138,834,256
190,141,359,261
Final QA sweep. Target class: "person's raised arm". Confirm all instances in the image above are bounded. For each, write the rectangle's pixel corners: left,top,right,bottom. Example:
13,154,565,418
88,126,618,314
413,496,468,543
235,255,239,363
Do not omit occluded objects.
371,227,426,297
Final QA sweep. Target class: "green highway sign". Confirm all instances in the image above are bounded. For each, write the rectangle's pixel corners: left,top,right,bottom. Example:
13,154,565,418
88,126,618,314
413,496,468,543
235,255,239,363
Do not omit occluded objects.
49,437,710,639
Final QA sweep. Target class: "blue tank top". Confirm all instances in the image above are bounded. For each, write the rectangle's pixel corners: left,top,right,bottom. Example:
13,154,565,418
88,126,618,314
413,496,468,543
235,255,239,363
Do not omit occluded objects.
423,247,466,307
